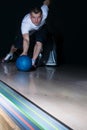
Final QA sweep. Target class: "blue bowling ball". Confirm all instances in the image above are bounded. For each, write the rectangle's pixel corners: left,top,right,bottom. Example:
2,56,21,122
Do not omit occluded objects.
16,55,32,71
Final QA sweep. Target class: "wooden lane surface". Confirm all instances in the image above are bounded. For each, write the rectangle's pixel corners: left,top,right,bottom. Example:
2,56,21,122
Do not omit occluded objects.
0,106,21,130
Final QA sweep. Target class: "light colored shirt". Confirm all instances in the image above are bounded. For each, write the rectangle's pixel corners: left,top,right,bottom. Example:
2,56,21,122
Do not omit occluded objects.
21,5,49,35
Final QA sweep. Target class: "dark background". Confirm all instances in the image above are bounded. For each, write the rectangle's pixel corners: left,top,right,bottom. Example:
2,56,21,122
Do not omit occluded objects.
0,0,87,65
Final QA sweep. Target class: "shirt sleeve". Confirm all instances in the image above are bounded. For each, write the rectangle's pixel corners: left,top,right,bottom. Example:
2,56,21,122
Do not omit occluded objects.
21,22,29,34
21,14,31,34
41,5,49,19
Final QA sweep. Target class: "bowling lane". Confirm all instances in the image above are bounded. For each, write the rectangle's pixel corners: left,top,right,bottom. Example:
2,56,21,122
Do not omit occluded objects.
0,63,87,130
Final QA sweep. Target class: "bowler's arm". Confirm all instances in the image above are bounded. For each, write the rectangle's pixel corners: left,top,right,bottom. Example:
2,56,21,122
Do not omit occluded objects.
21,33,30,56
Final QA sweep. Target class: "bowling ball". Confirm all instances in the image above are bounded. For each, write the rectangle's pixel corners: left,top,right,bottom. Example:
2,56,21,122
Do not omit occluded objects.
16,55,32,71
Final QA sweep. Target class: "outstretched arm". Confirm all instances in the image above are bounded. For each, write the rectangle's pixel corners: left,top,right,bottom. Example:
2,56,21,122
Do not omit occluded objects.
21,33,30,56
43,0,50,6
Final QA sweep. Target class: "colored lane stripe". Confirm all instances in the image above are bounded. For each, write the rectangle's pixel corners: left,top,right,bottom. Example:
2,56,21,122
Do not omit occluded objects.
0,84,60,130
0,94,34,130
0,90,46,129
0,93,44,130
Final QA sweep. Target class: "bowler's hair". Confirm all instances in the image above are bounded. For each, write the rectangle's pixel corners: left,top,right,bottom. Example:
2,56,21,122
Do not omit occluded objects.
30,7,42,14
